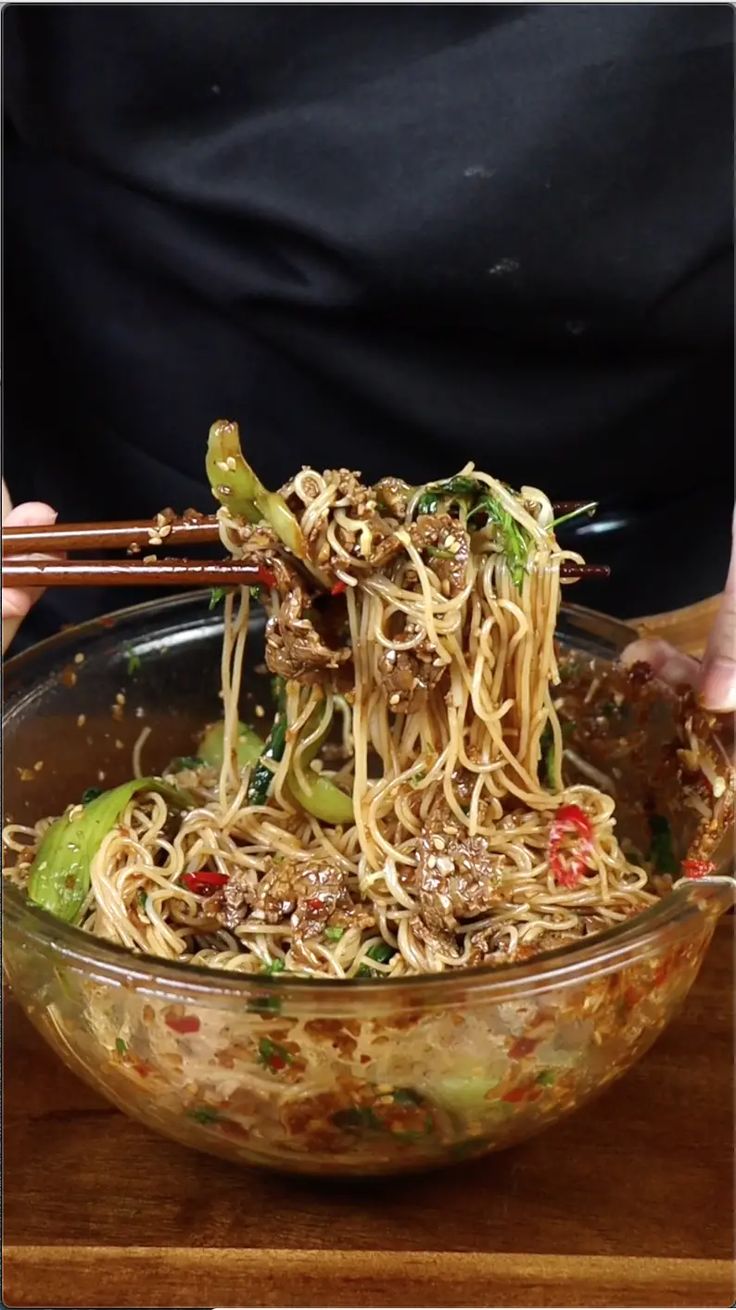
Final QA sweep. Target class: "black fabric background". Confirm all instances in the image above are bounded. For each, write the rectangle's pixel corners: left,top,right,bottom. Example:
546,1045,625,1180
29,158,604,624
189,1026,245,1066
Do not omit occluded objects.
3,3,734,645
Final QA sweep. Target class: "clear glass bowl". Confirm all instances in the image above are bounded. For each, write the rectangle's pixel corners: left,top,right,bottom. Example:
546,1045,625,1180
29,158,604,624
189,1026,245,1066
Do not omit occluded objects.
3,595,734,1176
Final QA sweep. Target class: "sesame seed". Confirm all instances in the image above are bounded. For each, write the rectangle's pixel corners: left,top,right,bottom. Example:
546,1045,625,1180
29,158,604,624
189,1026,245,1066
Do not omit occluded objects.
142,554,157,565
432,835,445,850
389,692,401,705
426,855,437,869
116,692,126,705
77,714,86,727
115,739,124,750
74,652,85,665
435,856,455,875
158,524,172,539
33,760,44,772
148,534,162,546
226,456,237,471
216,460,230,472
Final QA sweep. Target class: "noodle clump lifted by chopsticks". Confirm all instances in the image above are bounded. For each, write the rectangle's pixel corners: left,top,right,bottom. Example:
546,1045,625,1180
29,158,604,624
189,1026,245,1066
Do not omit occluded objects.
5,425,660,977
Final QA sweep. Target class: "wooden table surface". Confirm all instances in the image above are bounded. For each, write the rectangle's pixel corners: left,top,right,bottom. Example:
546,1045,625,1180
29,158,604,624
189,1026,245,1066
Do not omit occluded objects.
4,597,733,1309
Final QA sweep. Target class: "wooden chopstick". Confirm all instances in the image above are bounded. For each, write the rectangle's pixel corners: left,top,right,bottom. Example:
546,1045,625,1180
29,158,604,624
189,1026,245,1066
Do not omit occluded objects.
3,504,608,588
2,502,592,556
2,515,219,554
2,559,270,588
4,557,608,587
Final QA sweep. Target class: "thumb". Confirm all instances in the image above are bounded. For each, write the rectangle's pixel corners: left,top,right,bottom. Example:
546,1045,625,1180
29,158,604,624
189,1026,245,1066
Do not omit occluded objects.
700,511,736,712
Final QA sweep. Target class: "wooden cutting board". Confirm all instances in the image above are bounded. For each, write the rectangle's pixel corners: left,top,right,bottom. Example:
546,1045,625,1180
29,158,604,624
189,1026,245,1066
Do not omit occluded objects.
3,597,733,1309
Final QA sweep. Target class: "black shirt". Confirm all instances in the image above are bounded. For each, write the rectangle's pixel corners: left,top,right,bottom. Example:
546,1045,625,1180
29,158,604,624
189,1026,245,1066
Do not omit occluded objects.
4,3,734,644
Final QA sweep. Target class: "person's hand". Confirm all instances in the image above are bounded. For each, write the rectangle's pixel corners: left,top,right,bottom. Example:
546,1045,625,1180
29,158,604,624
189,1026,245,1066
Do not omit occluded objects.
622,510,736,713
2,481,58,655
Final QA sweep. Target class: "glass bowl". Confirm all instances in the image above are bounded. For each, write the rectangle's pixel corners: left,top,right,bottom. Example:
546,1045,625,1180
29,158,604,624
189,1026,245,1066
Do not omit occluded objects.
3,595,734,1177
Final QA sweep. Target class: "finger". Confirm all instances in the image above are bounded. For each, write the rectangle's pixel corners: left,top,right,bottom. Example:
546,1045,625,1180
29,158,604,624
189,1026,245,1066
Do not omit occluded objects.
2,502,58,654
701,520,736,711
620,636,701,690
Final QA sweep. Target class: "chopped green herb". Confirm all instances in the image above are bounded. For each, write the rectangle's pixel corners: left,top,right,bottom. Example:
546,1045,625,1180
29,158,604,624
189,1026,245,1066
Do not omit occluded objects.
248,993,283,1015
648,814,678,875
188,1106,222,1125
249,585,262,601
115,1037,127,1056
170,755,204,772
415,475,481,517
137,889,148,911
126,650,141,675
81,787,103,806
325,925,345,941
550,501,598,531
366,940,395,964
263,958,285,975
536,1069,556,1086
258,1036,292,1072
209,586,228,610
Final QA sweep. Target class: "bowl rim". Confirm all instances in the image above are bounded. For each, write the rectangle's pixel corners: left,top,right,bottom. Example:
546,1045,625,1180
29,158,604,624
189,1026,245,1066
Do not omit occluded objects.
4,591,734,1004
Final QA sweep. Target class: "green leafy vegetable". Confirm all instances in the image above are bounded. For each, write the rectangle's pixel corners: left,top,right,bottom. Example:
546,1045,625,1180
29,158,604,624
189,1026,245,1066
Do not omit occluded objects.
263,958,285,975
198,721,264,771
28,778,193,924
115,1037,127,1056
258,1037,293,1072
467,495,530,589
125,649,141,675
286,698,354,825
648,814,678,875
428,1072,501,1116
415,475,481,517
536,1069,556,1086
206,419,308,559
325,925,345,941
188,1106,222,1125
209,586,228,610
170,755,203,772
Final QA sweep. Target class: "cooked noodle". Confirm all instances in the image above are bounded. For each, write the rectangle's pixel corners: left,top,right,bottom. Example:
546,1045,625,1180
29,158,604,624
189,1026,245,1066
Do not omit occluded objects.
5,461,662,977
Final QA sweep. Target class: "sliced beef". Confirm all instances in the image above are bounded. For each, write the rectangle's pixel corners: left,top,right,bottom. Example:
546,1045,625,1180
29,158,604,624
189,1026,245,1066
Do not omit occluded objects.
265,562,351,684
220,858,374,948
407,820,505,933
410,513,469,597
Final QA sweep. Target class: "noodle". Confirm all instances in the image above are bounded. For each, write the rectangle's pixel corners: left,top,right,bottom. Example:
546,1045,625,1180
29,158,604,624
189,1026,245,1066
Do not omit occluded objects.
5,459,662,977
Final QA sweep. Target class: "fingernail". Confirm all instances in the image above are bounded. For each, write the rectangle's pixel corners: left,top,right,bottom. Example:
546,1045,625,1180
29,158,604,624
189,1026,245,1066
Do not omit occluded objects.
700,658,736,712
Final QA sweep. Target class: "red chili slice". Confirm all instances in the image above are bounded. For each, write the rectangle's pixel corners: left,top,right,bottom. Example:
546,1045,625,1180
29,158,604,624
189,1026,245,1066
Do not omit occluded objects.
548,804,594,888
305,897,324,912
681,858,717,880
502,1086,530,1104
330,580,348,596
165,1014,201,1035
181,871,229,895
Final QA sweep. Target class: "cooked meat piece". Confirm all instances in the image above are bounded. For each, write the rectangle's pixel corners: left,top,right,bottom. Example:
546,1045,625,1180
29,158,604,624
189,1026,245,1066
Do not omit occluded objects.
220,857,373,945
265,563,351,685
378,630,447,713
409,825,505,932
408,913,461,962
409,514,470,597
373,476,411,520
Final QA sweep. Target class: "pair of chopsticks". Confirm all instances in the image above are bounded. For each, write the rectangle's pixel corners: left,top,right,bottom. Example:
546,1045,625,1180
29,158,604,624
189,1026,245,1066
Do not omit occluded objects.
2,507,610,588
